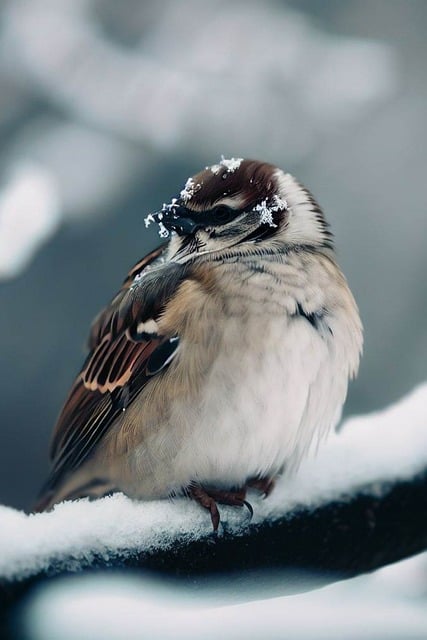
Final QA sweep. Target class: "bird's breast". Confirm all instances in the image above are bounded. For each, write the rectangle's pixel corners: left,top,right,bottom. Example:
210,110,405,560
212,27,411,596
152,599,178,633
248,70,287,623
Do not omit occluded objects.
164,258,350,488
122,253,361,496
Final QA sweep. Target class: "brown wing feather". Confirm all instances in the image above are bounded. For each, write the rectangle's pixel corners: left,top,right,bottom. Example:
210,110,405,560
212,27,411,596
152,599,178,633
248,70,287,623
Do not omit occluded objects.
39,243,189,501
88,244,167,350
47,336,163,482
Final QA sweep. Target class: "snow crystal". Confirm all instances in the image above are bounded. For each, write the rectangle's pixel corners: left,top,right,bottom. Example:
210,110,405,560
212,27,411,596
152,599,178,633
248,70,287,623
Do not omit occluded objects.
210,157,244,175
254,194,288,227
165,198,178,210
144,211,170,239
220,156,243,172
144,213,155,228
157,222,170,238
1,382,427,581
180,177,200,202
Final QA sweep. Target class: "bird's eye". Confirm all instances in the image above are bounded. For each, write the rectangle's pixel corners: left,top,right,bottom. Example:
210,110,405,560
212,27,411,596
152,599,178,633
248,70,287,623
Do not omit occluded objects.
211,205,236,225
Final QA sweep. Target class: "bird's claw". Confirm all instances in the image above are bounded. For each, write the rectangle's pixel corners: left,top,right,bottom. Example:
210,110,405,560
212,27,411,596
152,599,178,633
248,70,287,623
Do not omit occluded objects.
188,484,254,531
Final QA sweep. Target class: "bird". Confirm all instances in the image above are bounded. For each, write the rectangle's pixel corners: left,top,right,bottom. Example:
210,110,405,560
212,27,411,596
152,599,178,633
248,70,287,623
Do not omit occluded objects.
34,157,363,530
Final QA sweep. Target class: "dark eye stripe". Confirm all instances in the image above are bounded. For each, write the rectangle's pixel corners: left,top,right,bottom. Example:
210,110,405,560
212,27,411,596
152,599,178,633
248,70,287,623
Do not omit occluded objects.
184,205,241,227
206,205,239,225
163,201,246,229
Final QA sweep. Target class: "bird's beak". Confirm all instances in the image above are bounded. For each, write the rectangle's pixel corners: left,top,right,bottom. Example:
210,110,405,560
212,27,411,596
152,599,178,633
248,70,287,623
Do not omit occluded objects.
152,207,202,236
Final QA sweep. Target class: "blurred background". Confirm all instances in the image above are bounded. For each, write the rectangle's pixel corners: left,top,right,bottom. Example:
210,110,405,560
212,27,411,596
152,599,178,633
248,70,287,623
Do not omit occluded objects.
0,0,426,510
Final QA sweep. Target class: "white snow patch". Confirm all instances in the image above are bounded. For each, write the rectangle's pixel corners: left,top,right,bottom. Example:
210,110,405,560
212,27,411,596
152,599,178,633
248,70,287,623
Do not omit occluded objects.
0,163,61,279
1,382,427,581
144,213,156,229
210,156,244,174
0,495,211,582
144,211,170,239
24,553,427,640
165,198,178,210
370,551,427,599
157,222,170,238
220,156,243,172
180,177,199,202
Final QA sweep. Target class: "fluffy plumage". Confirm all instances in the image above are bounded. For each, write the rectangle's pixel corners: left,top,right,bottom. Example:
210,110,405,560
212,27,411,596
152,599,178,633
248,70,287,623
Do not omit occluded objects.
35,159,363,528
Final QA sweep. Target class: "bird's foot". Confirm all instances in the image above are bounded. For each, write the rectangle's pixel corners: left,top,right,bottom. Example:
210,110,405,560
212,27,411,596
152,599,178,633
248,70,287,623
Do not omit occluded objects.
188,483,252,531
247,475,276,498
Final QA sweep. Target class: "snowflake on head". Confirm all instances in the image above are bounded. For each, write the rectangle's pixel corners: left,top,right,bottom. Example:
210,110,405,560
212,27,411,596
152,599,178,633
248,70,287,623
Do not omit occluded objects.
210,156,244,175
144,209,171,239
180,177,201,203
254,195,288,228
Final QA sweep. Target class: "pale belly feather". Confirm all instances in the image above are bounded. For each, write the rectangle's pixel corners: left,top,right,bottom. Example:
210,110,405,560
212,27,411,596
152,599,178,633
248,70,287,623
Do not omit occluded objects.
146,312,346,493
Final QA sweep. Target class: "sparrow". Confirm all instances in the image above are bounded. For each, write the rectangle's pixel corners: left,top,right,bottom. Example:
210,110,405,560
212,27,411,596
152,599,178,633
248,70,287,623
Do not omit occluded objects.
35,158,363,530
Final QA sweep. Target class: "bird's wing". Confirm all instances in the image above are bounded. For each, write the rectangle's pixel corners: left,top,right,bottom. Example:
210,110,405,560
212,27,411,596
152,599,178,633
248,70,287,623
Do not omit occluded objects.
87,245,167,351
39,243,190,499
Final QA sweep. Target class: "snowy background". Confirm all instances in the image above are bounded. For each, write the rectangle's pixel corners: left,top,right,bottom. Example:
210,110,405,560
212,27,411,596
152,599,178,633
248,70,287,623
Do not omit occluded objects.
0,1,426,637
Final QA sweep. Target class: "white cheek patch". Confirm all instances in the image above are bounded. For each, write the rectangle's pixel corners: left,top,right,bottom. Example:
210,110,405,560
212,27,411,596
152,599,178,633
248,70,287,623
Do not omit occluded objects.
274,170,329,246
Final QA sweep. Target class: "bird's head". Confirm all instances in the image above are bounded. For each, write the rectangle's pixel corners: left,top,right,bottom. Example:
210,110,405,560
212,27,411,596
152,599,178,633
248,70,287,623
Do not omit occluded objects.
146,158,332,262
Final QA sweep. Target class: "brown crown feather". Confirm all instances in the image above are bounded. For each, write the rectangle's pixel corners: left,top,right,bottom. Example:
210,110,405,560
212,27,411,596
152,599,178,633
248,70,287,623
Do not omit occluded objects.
185,160,279,211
